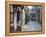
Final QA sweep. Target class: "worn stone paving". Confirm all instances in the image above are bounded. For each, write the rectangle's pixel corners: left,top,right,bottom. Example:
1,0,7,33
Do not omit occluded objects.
21,20,41,32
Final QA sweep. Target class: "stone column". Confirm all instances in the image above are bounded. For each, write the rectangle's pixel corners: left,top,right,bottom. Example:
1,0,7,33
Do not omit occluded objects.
22,9,25,26
14,12,17,31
